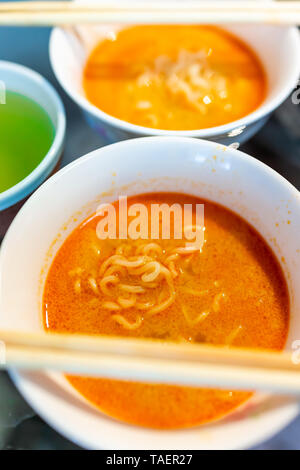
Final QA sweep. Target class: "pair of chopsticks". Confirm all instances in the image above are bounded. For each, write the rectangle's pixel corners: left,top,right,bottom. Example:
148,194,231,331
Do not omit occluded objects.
0,1,300,26
1,329,300,395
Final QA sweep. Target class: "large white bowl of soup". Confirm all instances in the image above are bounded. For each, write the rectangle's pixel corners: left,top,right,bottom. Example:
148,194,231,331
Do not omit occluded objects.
49,19,300,144
1,137,300,449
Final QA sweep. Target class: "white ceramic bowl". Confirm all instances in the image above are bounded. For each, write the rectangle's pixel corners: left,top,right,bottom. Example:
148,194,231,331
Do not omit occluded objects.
49,22,300,145
0,61,66,211
1,137,300,449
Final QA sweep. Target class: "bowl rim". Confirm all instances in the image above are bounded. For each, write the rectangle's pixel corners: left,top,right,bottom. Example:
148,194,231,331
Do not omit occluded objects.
0,60,66,211
49,25,300,138
2,136,300,449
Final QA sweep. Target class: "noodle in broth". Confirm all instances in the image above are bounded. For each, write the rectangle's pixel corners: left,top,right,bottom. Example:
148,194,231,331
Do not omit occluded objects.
43,193,289,429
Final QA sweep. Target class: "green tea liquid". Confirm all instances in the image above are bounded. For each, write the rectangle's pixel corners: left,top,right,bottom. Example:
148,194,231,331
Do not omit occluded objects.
0,91,55,193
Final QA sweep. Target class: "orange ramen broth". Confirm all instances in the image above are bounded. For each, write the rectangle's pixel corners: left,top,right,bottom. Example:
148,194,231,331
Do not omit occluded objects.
83,25,266,130
43,194,289,429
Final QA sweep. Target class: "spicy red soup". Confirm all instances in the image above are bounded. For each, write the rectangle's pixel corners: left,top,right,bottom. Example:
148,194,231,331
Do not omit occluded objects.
43,194,289,429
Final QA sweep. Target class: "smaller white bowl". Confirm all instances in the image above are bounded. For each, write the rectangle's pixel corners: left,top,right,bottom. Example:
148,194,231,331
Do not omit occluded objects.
49,23,300,144
0,61,66,212
1,137,300,450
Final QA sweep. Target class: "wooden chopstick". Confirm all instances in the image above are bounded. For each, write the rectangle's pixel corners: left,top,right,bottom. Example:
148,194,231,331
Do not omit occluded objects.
1,330,300,394
0,1,300,26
